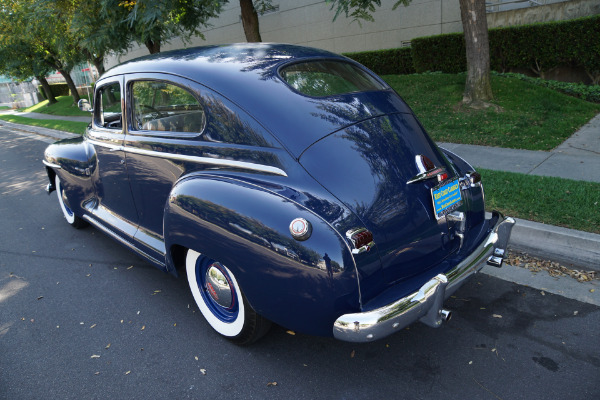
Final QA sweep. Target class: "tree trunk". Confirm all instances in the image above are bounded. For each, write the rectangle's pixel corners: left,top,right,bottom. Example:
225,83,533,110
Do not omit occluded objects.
145,39,161,54
459,0,493,107
58,69,81,104
240,0,262,42
93,56,105,76
37,75,57,104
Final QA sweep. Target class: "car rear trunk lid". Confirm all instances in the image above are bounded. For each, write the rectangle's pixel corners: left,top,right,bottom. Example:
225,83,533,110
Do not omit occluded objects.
299,113,463,302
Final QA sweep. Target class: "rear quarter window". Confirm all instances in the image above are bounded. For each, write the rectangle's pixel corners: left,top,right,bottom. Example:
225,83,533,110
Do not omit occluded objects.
279,60,386,97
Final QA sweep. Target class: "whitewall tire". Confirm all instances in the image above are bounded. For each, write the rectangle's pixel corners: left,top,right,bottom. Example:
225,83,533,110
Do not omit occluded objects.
185,249,270,344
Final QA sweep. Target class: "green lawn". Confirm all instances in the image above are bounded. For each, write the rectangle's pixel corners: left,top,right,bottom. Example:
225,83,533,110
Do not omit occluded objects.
480,168,600,234
0,114,88,135
20,95,91,117
0,106,10,110
384,73,600,151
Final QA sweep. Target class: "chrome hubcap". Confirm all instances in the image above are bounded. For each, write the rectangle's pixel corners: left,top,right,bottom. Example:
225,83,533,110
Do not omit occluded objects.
205,263,233,308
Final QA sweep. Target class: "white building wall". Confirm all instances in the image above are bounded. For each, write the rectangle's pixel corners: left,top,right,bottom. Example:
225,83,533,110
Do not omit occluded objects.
106,0,462,69
104,0,593,70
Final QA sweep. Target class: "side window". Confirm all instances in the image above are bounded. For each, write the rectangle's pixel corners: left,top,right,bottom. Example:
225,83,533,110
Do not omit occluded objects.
131,81,205,134
95,82,122,129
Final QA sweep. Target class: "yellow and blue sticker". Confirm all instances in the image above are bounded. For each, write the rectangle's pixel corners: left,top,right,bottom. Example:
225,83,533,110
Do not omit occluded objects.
431,178,462,219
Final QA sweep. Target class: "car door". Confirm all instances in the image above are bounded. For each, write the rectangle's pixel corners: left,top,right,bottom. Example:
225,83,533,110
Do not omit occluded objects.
122,73,284,264
86,77,139,238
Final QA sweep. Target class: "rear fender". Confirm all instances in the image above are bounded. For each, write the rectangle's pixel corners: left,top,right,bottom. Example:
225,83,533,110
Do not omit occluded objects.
164,175,360,337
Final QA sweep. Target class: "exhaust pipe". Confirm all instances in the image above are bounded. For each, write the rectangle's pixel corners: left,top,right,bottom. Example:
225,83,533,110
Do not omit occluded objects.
440,309,452,322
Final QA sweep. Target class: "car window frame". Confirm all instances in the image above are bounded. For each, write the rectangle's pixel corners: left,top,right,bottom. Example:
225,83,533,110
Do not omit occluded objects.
125,73,207,139
92,77,125,133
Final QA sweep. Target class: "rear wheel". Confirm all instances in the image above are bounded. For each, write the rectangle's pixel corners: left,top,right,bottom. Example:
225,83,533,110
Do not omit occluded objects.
185,250,271,344
55,175,87,229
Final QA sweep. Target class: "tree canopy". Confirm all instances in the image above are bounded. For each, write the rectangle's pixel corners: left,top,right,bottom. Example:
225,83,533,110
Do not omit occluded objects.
103,0,226,54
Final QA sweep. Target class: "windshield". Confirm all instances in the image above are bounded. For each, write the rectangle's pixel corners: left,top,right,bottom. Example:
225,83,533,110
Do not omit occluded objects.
279,60,386,97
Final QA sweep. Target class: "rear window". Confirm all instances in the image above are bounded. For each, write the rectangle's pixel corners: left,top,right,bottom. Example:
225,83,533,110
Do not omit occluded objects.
279,60,386,97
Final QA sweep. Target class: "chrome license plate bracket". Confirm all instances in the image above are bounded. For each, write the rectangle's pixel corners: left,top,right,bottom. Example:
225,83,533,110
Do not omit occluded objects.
431,178,462,220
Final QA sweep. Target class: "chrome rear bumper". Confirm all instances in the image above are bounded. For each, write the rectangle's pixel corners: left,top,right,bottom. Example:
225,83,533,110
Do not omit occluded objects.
333,211,515,342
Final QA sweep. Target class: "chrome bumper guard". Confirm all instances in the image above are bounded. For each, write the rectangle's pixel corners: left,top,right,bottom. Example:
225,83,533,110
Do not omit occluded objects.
333,211,515,342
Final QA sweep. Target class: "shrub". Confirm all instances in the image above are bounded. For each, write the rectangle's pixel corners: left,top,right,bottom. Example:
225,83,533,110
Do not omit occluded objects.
494,72,600,103
411,33,466,73
344,47,415,75
412,15,600,82
38,83,70,99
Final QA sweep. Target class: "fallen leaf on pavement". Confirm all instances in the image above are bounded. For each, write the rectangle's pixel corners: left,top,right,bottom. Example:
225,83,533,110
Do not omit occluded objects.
506,251,597,282
492,314,502,319
267,382,277,387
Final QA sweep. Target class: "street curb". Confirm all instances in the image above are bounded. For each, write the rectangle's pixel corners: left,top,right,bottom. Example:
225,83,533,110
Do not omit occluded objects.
502,214,600,271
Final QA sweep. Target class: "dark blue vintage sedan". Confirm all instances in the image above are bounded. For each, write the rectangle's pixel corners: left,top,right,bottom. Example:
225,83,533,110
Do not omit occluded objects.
43,43,514,344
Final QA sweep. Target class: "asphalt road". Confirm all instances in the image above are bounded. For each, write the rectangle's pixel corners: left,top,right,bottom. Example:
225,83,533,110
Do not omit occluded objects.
1,127,599,400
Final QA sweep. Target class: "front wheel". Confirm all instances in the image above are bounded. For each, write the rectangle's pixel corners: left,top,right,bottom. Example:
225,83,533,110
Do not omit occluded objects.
55,175,87,229
186,250,271,345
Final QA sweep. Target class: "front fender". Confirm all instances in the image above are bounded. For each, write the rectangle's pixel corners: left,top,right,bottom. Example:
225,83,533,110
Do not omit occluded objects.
43,137,95,216
164,175,360,337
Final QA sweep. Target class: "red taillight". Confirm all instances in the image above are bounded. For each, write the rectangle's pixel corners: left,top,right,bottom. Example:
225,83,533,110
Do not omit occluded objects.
438,172,448,182
416,155,435,174
346,228,375,254
353,230,373,248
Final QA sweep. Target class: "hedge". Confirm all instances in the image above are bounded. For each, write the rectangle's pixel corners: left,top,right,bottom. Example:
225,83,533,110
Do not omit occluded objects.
38,83,70,99
343,15,600,84
344,47,415,75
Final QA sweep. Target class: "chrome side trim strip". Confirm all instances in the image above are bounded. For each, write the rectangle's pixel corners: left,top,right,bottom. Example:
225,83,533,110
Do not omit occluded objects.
42,160,62,169
333,211,515,342
82,215,165,268
86,139,288,177
86,139,121,151
135,228,166,255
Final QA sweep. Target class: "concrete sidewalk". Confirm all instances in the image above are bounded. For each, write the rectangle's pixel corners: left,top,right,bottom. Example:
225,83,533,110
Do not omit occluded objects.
439,113,600,184
1,110,599,270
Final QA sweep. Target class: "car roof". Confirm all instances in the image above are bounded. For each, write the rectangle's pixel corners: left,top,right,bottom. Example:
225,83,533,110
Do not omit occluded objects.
102,43,408,157
104,43,339,82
